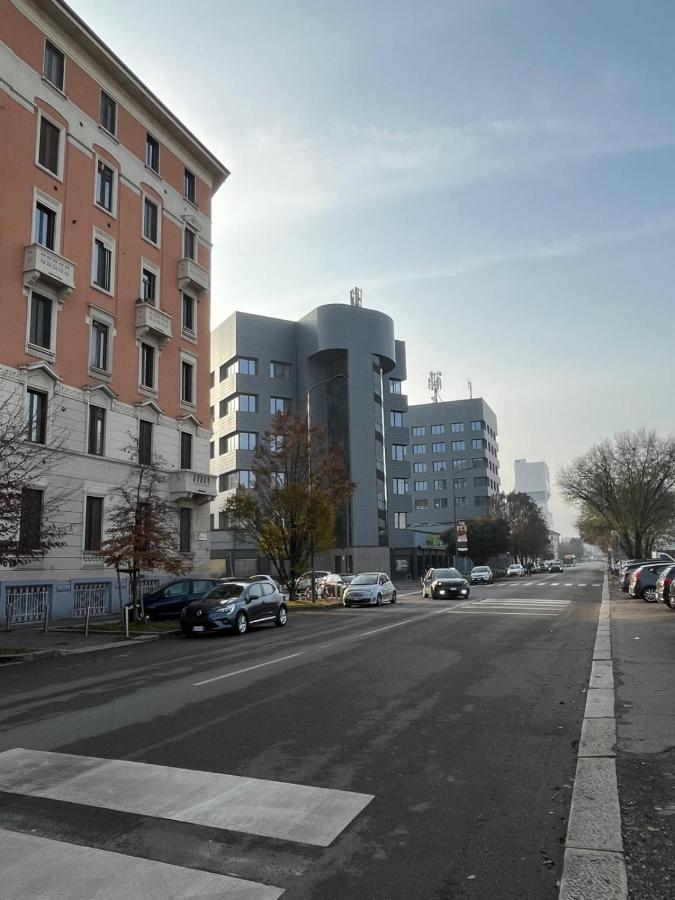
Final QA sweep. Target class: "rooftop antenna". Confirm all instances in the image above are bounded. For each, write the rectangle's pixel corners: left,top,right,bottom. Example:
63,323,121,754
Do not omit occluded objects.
468,379,473,399
428,371,442,403
349,286,362,307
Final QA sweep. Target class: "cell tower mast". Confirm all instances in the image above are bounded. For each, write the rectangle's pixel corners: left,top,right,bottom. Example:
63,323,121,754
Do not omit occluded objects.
428,371,442,403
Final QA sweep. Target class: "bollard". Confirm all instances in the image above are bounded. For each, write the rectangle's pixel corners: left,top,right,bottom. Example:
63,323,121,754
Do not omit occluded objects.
124,604,130,639
43,601,49,634
84,604,91,638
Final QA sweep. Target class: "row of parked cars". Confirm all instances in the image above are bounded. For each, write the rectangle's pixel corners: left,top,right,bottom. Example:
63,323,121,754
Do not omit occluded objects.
612,556,675,608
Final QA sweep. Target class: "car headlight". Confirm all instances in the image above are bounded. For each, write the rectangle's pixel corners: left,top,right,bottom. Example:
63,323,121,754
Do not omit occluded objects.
221,603,235,614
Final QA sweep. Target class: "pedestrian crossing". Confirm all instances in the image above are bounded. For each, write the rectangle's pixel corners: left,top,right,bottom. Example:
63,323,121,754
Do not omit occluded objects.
449,597,572,617
0,748,374,898
491,581,600,588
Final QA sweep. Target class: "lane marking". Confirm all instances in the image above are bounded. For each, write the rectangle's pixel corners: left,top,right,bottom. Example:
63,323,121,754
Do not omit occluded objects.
565,583,573,587
193,653,302,687
447,610,558,617
0,749,373,848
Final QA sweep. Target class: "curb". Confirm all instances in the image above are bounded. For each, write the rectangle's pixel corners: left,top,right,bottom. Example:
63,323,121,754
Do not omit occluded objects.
559,572,627,899
0,632,176,665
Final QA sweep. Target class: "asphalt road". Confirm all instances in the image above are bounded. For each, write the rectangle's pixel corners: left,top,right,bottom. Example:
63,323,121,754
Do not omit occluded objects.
0,564,606,899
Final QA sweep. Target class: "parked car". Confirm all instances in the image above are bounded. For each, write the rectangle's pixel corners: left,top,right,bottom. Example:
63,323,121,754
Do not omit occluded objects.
342,572,396,606
143,577,224,620
296,571,331,594
507,563,524,578
221,575,283,591
628,563,672,602
421,567,470,599
620,562,655,592
470,565,493,585
548,560,564,573
316,573,346,599
180,580,288,636
655,565,675,608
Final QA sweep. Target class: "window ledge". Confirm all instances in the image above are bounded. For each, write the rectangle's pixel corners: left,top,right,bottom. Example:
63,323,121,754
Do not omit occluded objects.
139,385,158,399
93,201,116,220
144,163,162,180
141,235,161,250
26,343,55,363
90,283,114,299
180,329,197,344
98,125,119,144
35,161,62,183
41,76,67,99
180,400,197,412
88,366,112,382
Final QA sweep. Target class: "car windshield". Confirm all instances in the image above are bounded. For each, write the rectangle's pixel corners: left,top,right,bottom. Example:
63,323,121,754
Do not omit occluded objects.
350,574,379,585
509,564,520,569
472,567,489,573
434,569,461,578
204,584,245,600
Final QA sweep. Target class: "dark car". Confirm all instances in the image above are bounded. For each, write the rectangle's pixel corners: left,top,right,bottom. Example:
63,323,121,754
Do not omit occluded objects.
421,567,470,600
655,565,675,608
143,577,224,620
180,581,288,636
628,563,671,602
549,560,564,573
620,561,655,592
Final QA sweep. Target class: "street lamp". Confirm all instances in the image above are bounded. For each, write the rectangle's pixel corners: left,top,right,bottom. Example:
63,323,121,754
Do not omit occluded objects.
306,372,349,600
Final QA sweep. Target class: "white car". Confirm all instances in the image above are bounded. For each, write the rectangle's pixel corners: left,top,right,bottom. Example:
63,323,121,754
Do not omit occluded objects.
507,563,524,577
343,572,397,607
470,565,493,585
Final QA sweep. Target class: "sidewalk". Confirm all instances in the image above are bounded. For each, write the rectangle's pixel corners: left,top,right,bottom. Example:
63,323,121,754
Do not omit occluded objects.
610,578,675,899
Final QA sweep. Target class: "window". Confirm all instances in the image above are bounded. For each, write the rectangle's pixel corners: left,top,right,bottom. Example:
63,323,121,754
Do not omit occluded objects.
141,267,156,302
434,498,448,509
456,496,468,508
414,499,428,510
180,432,193,469
451,422,465,433
432,442,446,453
145,133,159,172
414,480,428,492
452,458,467,471
394,512,407,529
88,405,105,456
471,420,482,431
25,389,47,444
140,342,156,389
392,478,408,495
451,440,465,451
28,292,52,349
230,357,257,376
143,197,159,244
37,116,61,176
96,160,114,212
413,444,427,456
473,457,487,467
475,495,489,507
209,441,214,459
433,460,447,472
179,508,192,553
19,489,43,549
474,476,489,487
230,393,257,413
183,227,196,260
270,435,284,453
138,420,153,464
44,40,65,91
431,424,445,435
34,202,56,249
391,444,406,461
389,379,402,394
412,426,425,437
184,168,196,203
100,90,116,135
181,293,195,335
84,496,104,551
226,470,254,490
433,479,447,490
90,321,109,371
232,432,257,451
272,471,286,487
270,361,291,379
454,478,467,489
93,236,112,292
413,462,427,473
390,411,403,427
270,397,286,414
181,359,195,405
471,438,484,450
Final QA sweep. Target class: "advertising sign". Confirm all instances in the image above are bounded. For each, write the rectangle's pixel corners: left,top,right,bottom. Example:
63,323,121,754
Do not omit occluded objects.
456,520,468,554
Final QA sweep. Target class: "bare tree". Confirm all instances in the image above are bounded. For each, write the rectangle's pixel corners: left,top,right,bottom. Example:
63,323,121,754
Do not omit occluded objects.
559,430,675,558
491,492,551,563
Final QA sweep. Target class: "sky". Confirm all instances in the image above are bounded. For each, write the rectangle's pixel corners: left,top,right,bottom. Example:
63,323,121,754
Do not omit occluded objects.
71,0,675,536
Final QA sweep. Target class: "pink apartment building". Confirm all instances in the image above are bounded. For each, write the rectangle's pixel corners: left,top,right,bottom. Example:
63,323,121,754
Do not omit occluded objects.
0,0,228,618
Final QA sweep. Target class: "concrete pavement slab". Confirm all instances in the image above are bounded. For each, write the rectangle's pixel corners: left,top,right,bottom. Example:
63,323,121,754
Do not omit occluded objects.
559,848,627,900
579,718,617,758
566,757,623,853
584,688,615,718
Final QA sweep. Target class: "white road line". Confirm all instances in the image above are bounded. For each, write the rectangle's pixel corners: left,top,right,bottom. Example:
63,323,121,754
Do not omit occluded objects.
447,610,558,617
550,582,560,586
577,583,587,586
193,652,303,687
564,583,573,587
537,582,547,586
0,828,283,900
0,749,373,848
355,604,456,639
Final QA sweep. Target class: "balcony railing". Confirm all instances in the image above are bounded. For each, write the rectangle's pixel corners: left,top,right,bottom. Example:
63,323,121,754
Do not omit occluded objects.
177,257,209,294
23,244,75,298
168,470,217,504
135,302,172,343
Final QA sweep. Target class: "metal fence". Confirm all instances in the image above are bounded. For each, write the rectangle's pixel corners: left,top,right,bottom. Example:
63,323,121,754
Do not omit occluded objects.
140,578,160,597
5,585,51,624
73,582,111,617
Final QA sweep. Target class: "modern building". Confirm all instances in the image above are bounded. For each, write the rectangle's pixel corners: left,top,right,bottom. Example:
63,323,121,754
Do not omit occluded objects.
0,0,228,619
514,458,553,527
393,398,501,577
209,301,411,577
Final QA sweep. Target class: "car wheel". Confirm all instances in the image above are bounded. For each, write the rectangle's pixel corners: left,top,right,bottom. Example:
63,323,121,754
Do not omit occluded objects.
391,591,397,604
376,593,382,606
234,611,248,635
275,604,288,627
642,587,657,603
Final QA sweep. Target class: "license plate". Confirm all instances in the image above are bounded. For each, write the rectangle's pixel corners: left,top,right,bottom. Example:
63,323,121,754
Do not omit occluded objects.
192,625,205,632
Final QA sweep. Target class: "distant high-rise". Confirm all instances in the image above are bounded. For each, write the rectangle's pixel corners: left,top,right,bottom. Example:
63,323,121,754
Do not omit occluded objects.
514,459,553,527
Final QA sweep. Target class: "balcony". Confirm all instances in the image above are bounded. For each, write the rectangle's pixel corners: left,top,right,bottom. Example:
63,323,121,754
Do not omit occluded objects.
178,257,209,294
135,302,172,344
23,244,75,299
168,470,217,504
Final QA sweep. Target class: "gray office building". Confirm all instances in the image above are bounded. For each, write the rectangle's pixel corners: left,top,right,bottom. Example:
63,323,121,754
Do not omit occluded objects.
209,301,410,576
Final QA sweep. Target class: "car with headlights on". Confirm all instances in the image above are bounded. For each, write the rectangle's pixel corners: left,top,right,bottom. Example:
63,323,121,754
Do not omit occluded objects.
180,581,288,636
470,565,493,585
421,567,470,599
342,572,396,607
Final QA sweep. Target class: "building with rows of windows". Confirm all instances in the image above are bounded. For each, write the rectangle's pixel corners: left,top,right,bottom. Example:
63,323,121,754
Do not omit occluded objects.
0,0,228,617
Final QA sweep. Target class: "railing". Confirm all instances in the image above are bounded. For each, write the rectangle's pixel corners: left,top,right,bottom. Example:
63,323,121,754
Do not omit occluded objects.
140,578,160,597
73,582,111,617
5,585,51,624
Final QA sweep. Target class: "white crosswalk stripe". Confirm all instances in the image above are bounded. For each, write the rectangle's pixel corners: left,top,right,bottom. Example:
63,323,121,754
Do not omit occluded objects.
447,597,571,617
0,748,374,898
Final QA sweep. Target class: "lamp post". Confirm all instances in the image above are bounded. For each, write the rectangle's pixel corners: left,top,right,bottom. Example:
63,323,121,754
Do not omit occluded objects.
306,372,348,600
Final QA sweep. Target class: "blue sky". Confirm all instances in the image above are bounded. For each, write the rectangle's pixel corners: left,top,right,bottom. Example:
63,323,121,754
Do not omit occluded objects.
72,0,675,535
